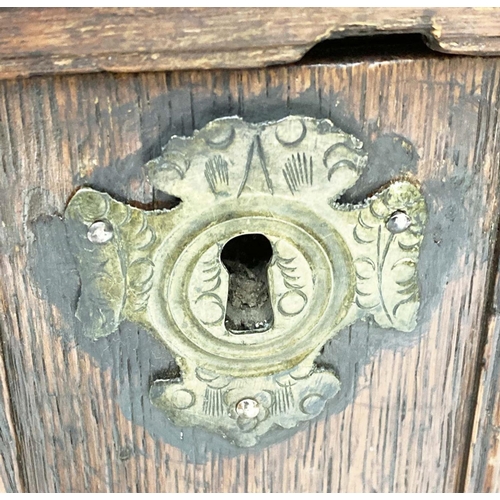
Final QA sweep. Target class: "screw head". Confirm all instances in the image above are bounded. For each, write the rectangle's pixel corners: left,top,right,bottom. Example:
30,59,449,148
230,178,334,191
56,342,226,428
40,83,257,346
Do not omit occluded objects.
386,211,411,234
236,398,260,419
87,220,113,244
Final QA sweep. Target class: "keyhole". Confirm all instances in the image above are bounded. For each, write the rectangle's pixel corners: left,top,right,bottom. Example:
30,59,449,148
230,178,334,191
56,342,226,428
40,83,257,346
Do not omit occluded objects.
220,233,274,334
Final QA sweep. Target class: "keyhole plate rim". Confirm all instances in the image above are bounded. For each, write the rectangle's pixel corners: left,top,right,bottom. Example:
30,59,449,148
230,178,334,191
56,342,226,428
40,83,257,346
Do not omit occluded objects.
168,219,331,352
147,195,355,378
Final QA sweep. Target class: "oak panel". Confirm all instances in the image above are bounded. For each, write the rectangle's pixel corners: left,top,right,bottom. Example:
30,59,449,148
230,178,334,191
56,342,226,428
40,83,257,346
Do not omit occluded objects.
464,252,500,493
0,325,23,492
0,8,500,78
0,56,499,492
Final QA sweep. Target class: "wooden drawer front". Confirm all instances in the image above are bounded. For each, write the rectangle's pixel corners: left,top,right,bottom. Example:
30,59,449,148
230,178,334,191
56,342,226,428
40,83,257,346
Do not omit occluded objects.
1,55,500,492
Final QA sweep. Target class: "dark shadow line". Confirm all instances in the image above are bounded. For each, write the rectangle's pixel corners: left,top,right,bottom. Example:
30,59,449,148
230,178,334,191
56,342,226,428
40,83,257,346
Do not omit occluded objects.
456,220,500,492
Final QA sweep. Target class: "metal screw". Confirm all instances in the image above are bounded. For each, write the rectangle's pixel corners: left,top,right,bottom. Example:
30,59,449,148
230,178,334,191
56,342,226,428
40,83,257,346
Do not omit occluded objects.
386,211,411,234
87,220,113,244
236,398,260,419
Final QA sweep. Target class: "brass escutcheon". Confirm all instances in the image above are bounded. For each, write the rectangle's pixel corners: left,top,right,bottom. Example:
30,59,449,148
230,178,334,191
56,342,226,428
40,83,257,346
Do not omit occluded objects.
64,116,427,447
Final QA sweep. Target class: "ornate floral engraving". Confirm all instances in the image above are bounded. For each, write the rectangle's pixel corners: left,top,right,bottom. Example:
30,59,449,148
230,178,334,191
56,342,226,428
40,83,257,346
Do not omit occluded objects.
204,155,230,195
274,250,308,317
64,116,427,447
150,363,340,447
282,153,314,194
65,190,157,337
194,250,225,326
347,182,426,331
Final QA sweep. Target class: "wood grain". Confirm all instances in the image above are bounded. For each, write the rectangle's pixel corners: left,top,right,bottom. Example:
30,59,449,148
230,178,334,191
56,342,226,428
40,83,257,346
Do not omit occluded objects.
0,56,500,492
0,8,500,78
464,246,500,493
0,324,23,493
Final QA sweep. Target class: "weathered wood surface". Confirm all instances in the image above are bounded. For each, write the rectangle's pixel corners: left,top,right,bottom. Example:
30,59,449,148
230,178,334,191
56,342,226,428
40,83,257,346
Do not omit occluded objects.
0,56,500,492
464,248,500,493
0,330,23,493
1,8,500,79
